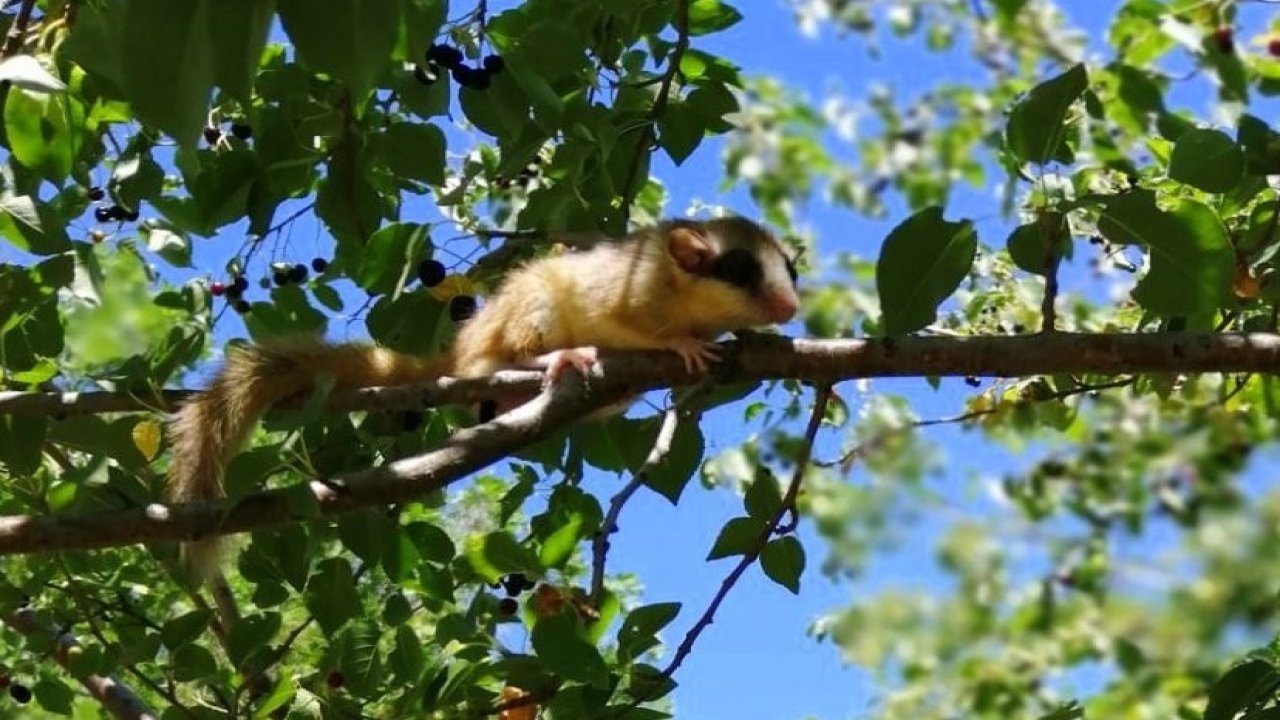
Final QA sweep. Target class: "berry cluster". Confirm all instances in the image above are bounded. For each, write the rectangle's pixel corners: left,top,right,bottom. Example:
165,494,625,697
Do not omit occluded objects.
88,187,140,223
415,43,505,90
272,262,310,287
494,572,533,617
203,121,252,146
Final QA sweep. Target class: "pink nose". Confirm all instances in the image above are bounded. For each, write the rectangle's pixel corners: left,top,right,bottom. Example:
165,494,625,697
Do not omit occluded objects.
768,293,799,323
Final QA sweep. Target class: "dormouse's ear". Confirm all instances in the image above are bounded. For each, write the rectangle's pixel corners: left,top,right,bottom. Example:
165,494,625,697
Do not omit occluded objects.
667,226,714,273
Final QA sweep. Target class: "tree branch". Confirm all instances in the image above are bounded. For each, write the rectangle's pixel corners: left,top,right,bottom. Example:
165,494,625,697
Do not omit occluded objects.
6,333,1280,419
4,609,158,720
655,385,831,684
1,0,37,58
619,0,691,220
0,375,629,555
590,404,683,602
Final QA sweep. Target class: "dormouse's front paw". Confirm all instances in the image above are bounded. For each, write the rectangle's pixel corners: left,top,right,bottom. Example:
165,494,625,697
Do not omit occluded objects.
539,346,600,388
665,337,721,373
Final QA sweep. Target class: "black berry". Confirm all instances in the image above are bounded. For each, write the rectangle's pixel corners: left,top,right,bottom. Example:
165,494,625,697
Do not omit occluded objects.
498,597,518,616
1214,26,1234,53
452,65,490,90
311,257,329,273
210,281,226,297
326,671,344,689
203,126,221,145
123,207,140,222
231,276,249,293
427,43,464,69
106,205,127,221
231,123,252,140
288,263,308,284
9,684,31,704
413,62,440,86
417,259,446,287
93,206,113,223
502,573,530,596
234,300,251,314
449,295,477,323
964,376,981,387
87,186,105,201
273,270,290,287
482,55,505,74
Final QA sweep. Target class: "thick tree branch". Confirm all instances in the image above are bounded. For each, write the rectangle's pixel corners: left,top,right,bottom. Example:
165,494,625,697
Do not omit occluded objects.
4,609,158,719
0,376,629,555
4,333,1280,419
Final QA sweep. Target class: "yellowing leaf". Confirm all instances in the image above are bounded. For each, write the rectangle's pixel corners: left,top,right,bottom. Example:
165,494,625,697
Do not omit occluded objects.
427,274,481,301
132,419,162,461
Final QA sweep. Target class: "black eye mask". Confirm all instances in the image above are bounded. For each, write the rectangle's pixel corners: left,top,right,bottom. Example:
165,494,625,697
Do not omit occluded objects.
704,248,765,293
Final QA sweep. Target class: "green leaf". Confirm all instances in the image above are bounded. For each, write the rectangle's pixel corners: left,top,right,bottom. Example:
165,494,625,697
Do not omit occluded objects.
357,223,429,295
161,609,213,650
277,0,400,98
0,414,47,476
338,509,397,565
533,485,602,569
707,516,764,560
1169,128,1244,193
1239,114,1280,176
382,592,413,626
1098,191,1232,316
143,224,192,268
1006,63,1088,165
305,558,363,634
465,531,541,582
3,89,82,182
658,103,703,165
389,625,425,683
1006,216,1071,276
687,0,744,36
531,611,610,687
171,643,218,681
404,521,456,564
228,612,282,668
743,470,782,520
378,123,447,185
644,421,704,504
0,196,71,255
1205,659,1280,720
875,206,978,334
34,677,74,715
253,674,296,718
122,0,216,147
332,620,383,696
618,602,681,663
760,536,804,594
208,0,276,101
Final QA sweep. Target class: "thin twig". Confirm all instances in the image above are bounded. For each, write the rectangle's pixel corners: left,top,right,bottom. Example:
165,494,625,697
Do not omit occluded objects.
589,405,683,602
653,385,830,684
618,0,691,221
1,0,37,58
816,377,1135,470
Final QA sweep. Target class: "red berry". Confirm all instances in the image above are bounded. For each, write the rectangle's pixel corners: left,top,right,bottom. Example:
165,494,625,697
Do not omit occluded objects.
1214,26,1234,53
1269,38,1280,57
326,671,344,688
210,281,226,296
0,672,10,689
498,597,518,616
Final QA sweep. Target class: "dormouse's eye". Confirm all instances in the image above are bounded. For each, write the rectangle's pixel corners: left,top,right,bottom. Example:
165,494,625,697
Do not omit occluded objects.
784,256,798,285
707,248,763,292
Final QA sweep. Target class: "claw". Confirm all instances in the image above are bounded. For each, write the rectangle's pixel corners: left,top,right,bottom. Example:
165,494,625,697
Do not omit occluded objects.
666,337,721,373
539,346,599,387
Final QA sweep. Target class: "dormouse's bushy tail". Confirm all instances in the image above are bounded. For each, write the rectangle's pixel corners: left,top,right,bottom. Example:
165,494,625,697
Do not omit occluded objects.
167,337,452,581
